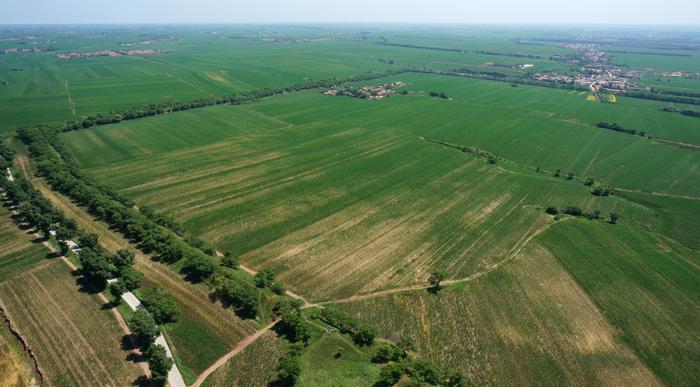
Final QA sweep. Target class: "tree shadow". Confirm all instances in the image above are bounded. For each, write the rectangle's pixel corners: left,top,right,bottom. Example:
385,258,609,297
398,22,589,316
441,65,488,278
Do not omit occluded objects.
132,375,152,387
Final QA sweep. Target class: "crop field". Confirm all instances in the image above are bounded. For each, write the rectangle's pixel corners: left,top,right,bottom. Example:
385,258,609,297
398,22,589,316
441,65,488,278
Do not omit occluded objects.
336,228,663,386
16,170,260,380
539,221,700,386
4,24,700,386
202,331,286,387
0,205,50,282
0,259,146,386
59,72,696,302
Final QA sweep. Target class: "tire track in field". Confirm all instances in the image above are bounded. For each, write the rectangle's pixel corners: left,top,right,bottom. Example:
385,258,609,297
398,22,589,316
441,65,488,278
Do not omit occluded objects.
63,81,76,116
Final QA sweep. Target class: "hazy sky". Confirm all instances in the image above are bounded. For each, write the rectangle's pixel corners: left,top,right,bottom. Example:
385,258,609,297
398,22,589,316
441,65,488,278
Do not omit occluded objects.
1,0,699,25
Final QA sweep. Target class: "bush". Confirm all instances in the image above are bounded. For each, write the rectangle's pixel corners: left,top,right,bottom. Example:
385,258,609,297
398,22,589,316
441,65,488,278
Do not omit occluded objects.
315,308,376,346
584,177,594,186
563,206,582,216
378,363,404,386
372,343,403,363
545,206,558,215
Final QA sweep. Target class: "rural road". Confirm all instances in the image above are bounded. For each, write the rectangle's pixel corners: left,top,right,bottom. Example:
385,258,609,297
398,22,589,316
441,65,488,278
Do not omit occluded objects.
192,320,278,387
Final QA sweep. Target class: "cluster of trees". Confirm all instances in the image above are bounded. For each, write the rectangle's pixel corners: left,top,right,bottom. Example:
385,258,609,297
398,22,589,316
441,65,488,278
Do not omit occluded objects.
127,309,173,385
591,186,614,197
313,307,376,346
372,336,468,386
213,275,260,318
473,50,542,59
0,141,14,170
545,206,619,223
661,106,700,118
79,244,144,291
270,299,309,386
255,268,285,295
429,91,449,99
376,357,469,387
596,122,647,137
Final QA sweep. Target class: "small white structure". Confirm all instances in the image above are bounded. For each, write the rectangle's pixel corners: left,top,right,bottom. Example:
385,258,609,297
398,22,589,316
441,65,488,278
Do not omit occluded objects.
65,240,82,254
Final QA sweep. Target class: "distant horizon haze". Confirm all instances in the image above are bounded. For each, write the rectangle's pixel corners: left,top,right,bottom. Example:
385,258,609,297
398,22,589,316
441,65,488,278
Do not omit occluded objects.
1,0,699,25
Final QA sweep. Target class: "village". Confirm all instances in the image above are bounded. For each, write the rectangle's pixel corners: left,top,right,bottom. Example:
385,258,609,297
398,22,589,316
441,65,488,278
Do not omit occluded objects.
56,49,163,59
323,81,406,100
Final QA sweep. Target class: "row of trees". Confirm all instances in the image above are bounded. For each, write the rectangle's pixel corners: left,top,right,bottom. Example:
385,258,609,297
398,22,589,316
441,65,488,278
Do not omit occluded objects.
43,69,408,135
596,122,648,137
661,106,700,118
18,125,265,319
545,206,619,223
0,143,174,385
312,307,377,346
127,309,173,385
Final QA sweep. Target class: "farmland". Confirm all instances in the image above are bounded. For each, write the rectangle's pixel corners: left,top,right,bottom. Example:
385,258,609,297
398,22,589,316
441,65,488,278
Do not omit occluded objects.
60,72,695,302
1,23,700,386
0,203,146,386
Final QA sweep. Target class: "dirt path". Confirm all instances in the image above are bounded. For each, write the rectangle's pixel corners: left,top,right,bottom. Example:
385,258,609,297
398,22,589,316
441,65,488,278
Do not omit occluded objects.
310,218,565,307
192,320,278,387
615,188,700,201
6,153,150,376
64,81,76,116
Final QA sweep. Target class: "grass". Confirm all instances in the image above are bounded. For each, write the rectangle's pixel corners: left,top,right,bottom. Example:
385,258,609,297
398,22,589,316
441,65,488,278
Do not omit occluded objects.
336,232,661,386
298,332,381,386
539,220,700,386
0,260,146,386
0,309,39,386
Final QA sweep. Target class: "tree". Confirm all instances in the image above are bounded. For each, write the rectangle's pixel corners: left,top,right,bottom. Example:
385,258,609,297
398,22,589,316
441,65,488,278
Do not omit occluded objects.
141,288,180,324
373,343,402,363
563,206,582,216
78,248,115,286
145,344,173,386
378,363,404,386
128,309,158,350
221,252,239,269
429,270,447,291
254,268,276,288
77,232,99,250
545,206,558,215
110,249,135,272
609,212,620,224
182,254,216,281
107,280,126,303
120,267,144,290
275,310,310,343
276,354,301,386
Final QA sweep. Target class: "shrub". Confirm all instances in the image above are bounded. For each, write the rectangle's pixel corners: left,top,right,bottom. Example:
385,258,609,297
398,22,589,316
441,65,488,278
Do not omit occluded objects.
563,206,582,216
545,206,558,215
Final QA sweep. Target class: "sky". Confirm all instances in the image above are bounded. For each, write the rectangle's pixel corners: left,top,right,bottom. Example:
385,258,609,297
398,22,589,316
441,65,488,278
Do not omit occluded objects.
1,0,699,25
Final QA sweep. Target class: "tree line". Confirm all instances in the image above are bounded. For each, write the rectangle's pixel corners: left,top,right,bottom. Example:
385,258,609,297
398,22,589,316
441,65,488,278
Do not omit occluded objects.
661,106,700,118
1,142,177,385
17,125,265,319
37,69,408,135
